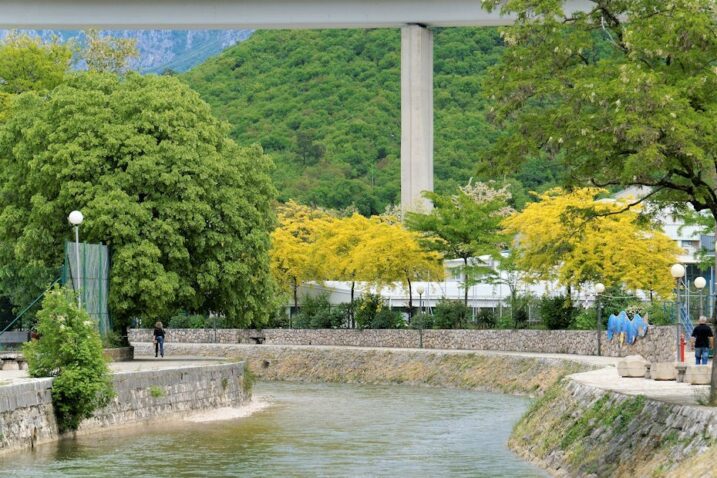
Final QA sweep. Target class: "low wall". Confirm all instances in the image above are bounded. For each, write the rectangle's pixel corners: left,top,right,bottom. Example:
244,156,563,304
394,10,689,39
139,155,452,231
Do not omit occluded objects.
129,326,677,362
0,363,248,455
510,378,717,477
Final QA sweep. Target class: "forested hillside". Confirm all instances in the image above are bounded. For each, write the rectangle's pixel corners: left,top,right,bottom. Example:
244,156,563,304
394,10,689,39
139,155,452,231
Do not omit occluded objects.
183,28,559,213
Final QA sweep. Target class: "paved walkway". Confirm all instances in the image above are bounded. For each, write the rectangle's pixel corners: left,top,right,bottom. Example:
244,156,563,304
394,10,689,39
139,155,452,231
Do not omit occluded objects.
0,345,711,406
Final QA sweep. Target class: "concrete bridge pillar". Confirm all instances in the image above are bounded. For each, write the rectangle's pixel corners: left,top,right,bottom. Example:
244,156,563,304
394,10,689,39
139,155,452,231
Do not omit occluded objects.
401,24,433,215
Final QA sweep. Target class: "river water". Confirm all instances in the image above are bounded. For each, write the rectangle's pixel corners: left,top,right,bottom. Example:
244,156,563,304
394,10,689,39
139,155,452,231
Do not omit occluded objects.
2,382,547,477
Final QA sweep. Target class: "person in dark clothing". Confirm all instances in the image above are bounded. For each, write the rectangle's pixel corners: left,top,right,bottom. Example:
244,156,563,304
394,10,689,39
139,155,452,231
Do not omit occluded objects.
690,316,714,365
153,321,165,358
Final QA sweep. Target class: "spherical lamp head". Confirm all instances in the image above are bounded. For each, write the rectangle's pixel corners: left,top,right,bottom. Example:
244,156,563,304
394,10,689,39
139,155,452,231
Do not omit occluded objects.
595,283,605,294
695,276,707,290
68,210,84,226
416,285,425,295
671,263,686,279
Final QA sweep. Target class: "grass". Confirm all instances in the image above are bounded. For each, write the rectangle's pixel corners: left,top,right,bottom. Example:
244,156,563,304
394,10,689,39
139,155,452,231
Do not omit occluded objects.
149,386,165,398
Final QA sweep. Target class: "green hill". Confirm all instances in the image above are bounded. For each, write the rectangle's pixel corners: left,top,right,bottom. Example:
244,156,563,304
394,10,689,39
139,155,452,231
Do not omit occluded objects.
182,28,506,214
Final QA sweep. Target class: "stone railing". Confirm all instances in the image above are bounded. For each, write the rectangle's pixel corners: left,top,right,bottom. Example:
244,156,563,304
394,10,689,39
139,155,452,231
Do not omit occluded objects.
129,326,678,362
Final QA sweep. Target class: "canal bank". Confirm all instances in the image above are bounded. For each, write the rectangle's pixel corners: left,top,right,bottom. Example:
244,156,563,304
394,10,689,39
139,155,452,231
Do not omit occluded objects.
0,361,249,455
131,342,717,477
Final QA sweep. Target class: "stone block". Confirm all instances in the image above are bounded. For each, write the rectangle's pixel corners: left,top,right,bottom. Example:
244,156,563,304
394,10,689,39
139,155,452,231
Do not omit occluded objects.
617,355,649,377
685,365,712,385
1,359,20,371
651,362,677,381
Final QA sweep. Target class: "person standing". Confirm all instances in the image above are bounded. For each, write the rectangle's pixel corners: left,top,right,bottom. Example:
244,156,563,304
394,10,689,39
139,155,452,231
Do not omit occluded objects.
153,321,165,358
690,316,714,365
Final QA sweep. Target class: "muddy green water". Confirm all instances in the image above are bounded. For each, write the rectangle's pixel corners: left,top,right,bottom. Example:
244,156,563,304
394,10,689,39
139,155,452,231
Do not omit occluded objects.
2,382,546,477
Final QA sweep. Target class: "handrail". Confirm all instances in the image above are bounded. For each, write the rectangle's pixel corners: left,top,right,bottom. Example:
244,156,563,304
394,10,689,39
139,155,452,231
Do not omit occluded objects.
679,303,694,337
0,276,62,340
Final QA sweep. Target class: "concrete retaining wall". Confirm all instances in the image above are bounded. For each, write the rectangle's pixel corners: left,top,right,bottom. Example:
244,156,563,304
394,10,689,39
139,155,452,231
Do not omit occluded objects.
129,326,678,362
0,363,247,455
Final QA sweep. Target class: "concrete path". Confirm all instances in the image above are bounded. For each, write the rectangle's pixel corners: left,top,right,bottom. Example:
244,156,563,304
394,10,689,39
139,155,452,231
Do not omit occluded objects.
0,357,228,386
570,366,710,406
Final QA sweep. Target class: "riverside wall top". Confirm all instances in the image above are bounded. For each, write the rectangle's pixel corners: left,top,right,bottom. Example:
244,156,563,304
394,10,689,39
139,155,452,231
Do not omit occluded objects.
129,326,678,363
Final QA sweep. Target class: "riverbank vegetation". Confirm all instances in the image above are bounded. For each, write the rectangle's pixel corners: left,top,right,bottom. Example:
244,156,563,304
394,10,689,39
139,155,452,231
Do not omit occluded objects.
23,288,113,432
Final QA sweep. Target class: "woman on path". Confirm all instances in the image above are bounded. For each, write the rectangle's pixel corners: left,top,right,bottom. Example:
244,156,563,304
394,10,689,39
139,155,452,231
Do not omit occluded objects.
153,321,165,358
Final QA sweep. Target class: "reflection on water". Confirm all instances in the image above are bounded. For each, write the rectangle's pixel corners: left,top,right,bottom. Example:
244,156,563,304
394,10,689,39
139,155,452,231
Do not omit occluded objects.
2,382,547,477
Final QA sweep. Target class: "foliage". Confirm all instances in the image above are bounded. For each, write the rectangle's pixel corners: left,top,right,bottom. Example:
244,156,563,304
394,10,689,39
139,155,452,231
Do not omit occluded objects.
433,299,471,329
149,386,165,398
409,312,433,330
407,181,511,305
183,28,516,213
0,34,72,96
81,30,139,74
354,293,384,329
502,188,680,297
483,0,717,280
23,287,113,432
270,201,334,310
0,72,276,328
572,308,598,331
168,314,209,329
476,308,497,328
293,294,346,329
539,295,575,330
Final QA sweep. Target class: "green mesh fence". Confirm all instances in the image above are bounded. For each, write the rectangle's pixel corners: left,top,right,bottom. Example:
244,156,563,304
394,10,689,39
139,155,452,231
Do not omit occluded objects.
62,241,111,337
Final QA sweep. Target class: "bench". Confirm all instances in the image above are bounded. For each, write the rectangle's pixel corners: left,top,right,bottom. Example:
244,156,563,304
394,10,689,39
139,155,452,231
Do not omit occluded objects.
0,353,27,371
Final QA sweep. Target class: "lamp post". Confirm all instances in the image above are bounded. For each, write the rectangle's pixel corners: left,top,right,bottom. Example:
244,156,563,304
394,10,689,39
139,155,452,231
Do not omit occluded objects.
595,283,605,356
68,210,84,309
671,263,686,361
417,285,425,314
695,276,707,318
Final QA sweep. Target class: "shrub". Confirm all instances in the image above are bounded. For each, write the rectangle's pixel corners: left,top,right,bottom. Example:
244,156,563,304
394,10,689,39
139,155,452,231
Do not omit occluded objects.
168,313,207,329
23,287,113,432
539,295,575,330
371,308,404,329
433,299,470,329
572,308,598,330
354,293,384,329
476,308,497,328
294,294,345,329
410,312,433,330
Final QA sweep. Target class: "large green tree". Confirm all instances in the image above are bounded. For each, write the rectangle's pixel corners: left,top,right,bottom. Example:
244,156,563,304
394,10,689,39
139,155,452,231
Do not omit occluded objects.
0,72,276,329
483,0,717,401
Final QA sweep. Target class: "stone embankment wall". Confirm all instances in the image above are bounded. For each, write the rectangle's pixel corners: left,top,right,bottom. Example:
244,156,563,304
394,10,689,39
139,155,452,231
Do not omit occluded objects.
510,379,717,478
0,363,247,455
129,326,677,362
132,342,593,395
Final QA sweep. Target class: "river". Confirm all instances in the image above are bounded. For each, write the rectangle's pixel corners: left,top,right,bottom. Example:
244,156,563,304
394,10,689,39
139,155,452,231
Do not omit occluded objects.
2,382,547,477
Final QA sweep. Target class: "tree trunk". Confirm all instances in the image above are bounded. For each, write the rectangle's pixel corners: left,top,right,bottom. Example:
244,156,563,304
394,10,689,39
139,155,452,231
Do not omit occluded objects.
710,228,717,405
463,257,469,307
291,277,298,328
407,277,413,323
350,281,355,329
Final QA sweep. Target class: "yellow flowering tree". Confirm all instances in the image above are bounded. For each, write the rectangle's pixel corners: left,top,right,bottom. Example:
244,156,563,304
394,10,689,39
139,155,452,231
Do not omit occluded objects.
502,188,680,299
270,201,334,319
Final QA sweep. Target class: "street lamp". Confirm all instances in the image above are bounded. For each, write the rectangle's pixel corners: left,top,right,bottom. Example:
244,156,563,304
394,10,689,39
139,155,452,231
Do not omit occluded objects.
695,276,707,318
416,285,425,314
68,210,84,309
671,263,686,361
595,283,605,356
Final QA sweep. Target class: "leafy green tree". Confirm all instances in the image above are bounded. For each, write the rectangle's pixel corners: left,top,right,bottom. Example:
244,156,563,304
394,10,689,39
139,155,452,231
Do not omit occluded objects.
483,0,717,399
0,34,72,96
407,181,511,306
81,29,139,74
0,72,275,330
